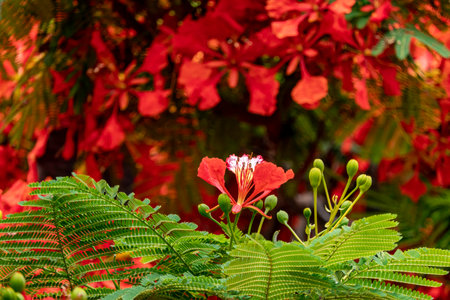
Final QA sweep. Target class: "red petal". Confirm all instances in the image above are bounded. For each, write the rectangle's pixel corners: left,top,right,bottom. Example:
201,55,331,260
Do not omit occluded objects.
50,69,75,94
92,78,110,111
252,162,294,197
329,0,355,14
90,31,116,67
178,60,221,110
137,90,170,117
354,77,370,110
380,66,401,96
291,76,328,108
271,16,305,39
246,66,279,116
139,42,168,74
96,113,125,151
400,172,427,203
227,68,239,88
27,129,50,182
62,126,76,160
370,1,392,23
86,153,102,181
197,157,230,197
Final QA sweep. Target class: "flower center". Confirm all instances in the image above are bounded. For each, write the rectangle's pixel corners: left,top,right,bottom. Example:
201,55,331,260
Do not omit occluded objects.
226,154,263,205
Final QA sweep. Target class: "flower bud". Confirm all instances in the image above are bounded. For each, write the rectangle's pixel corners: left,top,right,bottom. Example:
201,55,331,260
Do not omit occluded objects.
340,217,349,227
198,204,211,218
359,175,372,192
16,293,25,300
356,174,367,187
2,287,16,300
9,272,25,293
264,195,278,211
313,159,324,172
340,200,352,212
71,287,87,300
255,200,264,210
303,207,312,219
309,167,322,188
346,159,359,178
276,210,289,224
218,194,231,214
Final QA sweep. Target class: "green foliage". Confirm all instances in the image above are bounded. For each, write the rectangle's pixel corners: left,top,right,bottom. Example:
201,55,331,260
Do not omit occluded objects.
0,175,449,299
0,175,223,298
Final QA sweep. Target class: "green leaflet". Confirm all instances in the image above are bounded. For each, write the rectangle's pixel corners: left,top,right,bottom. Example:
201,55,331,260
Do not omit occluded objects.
310,214,401,267
225,239,334,299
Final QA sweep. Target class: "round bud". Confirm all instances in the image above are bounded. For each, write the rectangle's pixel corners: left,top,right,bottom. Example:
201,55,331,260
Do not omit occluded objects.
9,272,25,293
309,167,322,188
303,207,312,219
2,287,16,300
313,159,324,172
198,204,211,218
340,217,349,227
16,293,25,300
346,159,359,178
356,174,367,187
71,287,87,300
264,195,278,211
340,200,352,212
255,200,264,210
276,210,289,224
218,194,231,214
359,175,372,192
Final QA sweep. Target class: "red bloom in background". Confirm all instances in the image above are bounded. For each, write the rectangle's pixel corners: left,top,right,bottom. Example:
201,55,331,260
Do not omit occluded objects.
198,154,294,217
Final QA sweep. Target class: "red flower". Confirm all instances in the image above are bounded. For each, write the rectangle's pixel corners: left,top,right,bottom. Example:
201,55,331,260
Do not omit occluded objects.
400,172,427,203
198,154,294,217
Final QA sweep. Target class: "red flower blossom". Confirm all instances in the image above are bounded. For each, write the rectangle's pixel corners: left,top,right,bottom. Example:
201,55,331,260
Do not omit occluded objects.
198,154,294,217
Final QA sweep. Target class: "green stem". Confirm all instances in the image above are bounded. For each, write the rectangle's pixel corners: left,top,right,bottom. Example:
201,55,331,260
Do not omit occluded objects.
284,223,305,246
339,177,352,203
247,212,257,235
326,185,358,233
313,188,318,236
226,213,235,250
322,176,332,211
329,192,364,232
256,209,270,235
233,212,241,232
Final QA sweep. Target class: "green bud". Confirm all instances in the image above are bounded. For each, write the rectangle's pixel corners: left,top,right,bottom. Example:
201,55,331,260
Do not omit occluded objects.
218,194,231,214
16,293,25,300
340,200,352,212
309,167,322,188
2,287,16,300
340,217,349,227
198,204,211,218
303,207,312,219
9,272,25,293
71,287,87,300
264,195,278,211
356,174,367,187
346,159,359,178
359,175,372,192
313,159,324,172
276,210,289,224
255,200,264,210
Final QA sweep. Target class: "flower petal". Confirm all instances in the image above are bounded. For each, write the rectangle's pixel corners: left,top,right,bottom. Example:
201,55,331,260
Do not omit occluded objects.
291,76,328,108
252,162,294,197
197,157,230,196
